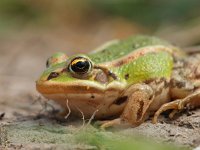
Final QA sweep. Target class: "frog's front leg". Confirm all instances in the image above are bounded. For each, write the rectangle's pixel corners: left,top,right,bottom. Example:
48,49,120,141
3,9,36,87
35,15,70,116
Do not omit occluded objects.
100,84,155,128
121,84,155,126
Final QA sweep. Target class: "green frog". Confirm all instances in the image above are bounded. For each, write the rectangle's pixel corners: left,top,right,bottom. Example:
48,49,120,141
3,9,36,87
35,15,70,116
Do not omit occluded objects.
36,35,200,128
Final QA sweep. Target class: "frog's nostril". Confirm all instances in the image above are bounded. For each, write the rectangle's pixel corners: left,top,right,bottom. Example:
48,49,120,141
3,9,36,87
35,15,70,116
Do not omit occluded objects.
47,72,59,80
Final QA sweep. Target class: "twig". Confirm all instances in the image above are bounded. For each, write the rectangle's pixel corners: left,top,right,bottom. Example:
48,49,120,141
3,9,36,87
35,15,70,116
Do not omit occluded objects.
86,109,99,126
64,99,71,120
75,106,85,128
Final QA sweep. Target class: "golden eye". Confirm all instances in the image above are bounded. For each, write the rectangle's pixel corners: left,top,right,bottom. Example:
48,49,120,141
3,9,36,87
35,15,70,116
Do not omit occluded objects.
69,57,92,75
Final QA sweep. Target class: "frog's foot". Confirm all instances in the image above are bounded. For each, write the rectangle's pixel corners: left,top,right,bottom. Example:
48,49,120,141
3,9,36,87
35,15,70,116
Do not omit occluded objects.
153,90,200,124
97,118,122,129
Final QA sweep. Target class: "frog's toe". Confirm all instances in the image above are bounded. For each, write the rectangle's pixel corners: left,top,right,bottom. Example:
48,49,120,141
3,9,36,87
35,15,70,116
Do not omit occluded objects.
152,100,180,124
94,120,108,126
99,118,122,129
153,90,200,123
169,109,179,119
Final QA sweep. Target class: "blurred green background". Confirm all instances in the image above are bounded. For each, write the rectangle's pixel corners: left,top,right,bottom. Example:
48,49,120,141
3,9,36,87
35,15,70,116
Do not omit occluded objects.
0,0,200,29
1,0,200,46
0,0,200,27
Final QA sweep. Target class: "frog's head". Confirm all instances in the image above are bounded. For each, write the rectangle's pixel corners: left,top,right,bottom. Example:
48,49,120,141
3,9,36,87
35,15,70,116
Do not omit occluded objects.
36,52,123,97
36,52,126,118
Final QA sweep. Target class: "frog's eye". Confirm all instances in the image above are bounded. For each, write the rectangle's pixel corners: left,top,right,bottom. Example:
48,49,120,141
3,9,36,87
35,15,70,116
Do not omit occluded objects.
69,57,93,76
46,52,68,68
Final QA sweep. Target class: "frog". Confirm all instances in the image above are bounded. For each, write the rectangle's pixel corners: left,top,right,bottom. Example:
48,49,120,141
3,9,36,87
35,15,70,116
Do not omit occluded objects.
36,35,200,128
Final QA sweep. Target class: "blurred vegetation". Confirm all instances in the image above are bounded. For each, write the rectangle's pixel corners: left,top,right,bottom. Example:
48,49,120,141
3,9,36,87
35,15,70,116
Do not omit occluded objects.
90,0,200,27
0,0,43,28
0,0,200,29
0,0,41,20
75,127,189,150
0,0,91,29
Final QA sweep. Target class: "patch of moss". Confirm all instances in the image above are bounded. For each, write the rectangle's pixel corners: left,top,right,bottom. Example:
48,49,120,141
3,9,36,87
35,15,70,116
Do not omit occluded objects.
2,121,190,150
75,126,190,150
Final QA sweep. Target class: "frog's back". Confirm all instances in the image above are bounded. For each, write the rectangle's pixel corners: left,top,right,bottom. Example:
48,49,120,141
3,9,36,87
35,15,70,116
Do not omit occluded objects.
87,35,171,64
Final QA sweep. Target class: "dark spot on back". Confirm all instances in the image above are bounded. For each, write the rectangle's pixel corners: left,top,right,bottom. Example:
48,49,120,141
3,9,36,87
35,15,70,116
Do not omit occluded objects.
144,78,155,84
125,74,129,80
176,81,186,88
47,72,59,80
108,71,118,80
91,95,95,99
136,101,144,121
114,60,124,67
114,96,128,105
164,80,169,88
155,77,165,84
170,79,186,88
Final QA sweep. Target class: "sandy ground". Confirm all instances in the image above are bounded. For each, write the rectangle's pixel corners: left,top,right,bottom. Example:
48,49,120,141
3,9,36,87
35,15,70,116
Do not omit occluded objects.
0,22,199,149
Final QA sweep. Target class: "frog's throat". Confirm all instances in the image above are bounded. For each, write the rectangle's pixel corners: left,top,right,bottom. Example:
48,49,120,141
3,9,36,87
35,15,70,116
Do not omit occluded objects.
36,80,126,95
101,45,178,67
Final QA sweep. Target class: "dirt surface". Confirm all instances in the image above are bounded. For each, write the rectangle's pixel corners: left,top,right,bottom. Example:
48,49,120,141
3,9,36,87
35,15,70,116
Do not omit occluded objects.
0,22,199,149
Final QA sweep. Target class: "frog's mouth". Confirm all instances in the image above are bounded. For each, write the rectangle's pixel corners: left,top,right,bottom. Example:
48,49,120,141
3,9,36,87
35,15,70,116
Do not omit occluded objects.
36,80,127,119
36,80,125,95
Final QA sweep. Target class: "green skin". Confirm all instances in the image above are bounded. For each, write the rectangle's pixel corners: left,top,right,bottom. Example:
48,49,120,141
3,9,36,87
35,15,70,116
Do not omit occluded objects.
36,35,186,127
38,35,174,85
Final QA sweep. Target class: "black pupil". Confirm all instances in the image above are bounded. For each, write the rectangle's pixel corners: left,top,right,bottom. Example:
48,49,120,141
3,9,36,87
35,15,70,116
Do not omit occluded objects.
71,59,90,74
